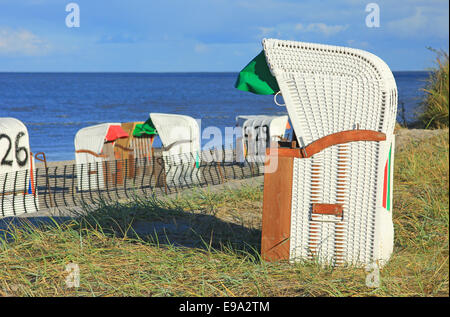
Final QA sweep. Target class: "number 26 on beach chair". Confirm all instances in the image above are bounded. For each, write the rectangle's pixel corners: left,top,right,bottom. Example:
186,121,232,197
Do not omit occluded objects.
0,118,40,217
255,39,398,268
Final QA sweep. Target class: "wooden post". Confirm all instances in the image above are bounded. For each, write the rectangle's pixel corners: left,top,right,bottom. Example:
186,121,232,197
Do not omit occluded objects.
261,149,295,262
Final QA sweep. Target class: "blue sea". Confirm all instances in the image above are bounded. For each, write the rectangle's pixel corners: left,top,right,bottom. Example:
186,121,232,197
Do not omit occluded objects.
0,72,429,161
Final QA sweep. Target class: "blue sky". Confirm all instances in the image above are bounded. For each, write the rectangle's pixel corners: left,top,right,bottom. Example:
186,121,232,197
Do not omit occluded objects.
0,0,448,72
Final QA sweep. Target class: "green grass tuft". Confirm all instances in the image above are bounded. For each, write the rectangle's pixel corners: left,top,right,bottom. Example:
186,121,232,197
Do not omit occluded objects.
418,48,449,129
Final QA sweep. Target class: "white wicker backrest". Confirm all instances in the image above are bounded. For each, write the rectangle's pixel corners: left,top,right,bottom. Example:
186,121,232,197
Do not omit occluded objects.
263,38,397,146
74,123,119,191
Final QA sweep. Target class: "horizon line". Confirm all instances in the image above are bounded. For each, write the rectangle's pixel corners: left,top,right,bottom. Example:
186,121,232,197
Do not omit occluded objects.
0,70,431,73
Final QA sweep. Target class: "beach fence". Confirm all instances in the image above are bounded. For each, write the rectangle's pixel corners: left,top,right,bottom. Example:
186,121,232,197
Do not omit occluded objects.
0,147,264,217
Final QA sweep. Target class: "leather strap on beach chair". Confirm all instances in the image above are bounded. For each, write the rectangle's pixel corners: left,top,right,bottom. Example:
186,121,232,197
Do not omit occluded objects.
114,144,133,153
75,149,109,158
273,130,386,158
162,139,192,152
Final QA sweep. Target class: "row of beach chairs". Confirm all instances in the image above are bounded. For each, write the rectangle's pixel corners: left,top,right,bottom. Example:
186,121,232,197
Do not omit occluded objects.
0,113,289,216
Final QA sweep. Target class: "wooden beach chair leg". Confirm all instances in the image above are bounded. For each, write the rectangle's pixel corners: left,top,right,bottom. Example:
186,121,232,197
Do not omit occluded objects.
128,152,135,179
261,154,294,261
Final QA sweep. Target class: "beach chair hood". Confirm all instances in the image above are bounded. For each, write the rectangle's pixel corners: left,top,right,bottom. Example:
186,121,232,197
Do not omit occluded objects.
235,115,289,161
262,38,397,144
74,123,124,156
149,113,200,157
0,117,31,174
0,117,39,217
236,115,289,140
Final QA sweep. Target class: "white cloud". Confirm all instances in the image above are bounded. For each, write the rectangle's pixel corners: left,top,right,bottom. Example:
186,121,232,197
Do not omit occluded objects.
257,27,275,37
256,26,282,39
255,22,348,40
386,7,449,39
347,39,370,49
0,27,51,56
194,43,209,53
296,23,349,36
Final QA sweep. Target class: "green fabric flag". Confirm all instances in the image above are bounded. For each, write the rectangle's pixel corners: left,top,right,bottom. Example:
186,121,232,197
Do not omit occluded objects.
133,118,158,137
234,50,279,95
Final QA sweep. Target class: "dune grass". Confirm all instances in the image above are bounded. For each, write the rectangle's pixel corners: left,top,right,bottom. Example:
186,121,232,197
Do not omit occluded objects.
418,48,449,129
0,132,448,297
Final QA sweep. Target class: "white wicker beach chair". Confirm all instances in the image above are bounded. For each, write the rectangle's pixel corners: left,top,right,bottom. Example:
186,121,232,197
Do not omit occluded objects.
74,123,124,191
235,115,289,164
261,39,397,268
0,118,39,217
149,113,201,187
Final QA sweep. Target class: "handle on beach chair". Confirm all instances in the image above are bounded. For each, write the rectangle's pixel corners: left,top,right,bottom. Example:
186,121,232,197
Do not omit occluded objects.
114,144,133,152
161,139,192,152
312,203,344,217
269,130,386,158
310,203,344,223
274,91,285,107
75,149,109,158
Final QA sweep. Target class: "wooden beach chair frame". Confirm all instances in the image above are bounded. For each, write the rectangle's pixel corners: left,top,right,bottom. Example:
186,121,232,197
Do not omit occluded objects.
115,121,167,190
